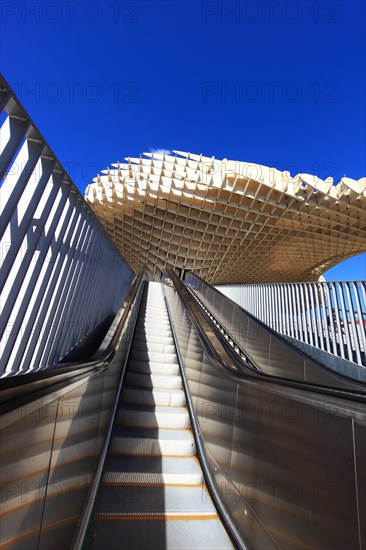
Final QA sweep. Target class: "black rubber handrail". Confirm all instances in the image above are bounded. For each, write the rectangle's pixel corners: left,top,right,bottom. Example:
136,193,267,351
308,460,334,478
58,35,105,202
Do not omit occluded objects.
187,286,260,374
71,280,147,550
163,278,248,550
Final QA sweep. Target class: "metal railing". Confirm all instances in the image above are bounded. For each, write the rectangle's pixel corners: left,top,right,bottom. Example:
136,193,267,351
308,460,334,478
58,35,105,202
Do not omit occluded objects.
0,75,134,377
217,280,366,367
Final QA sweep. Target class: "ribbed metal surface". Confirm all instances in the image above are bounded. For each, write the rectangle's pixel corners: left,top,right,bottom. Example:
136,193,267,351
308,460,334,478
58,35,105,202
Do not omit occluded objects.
121,386,187,407
127,360,179,375
116,404,190,429
103,456,204,486
89,282,232,549
96,486,216,514
110,428,195,457
125,372,183,389
90,518,232,550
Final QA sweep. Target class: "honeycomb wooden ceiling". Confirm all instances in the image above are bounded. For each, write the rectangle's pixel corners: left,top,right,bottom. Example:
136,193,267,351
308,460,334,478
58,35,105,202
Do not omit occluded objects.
85,151,366,284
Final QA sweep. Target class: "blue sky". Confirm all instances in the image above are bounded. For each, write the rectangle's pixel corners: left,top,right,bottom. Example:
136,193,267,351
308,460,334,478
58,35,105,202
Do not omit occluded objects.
1,0,365,280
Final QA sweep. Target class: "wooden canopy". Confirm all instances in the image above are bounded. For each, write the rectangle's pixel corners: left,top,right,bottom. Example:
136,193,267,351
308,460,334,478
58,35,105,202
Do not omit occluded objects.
85,151,366,284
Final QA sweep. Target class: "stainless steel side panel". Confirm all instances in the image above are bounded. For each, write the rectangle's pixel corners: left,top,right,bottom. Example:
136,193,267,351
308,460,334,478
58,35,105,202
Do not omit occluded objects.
0,281,144,549
164,278,366,550
1,403,58,549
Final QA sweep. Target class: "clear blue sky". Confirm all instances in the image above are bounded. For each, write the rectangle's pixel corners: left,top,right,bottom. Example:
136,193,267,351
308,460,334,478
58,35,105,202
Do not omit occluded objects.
1,0,365,280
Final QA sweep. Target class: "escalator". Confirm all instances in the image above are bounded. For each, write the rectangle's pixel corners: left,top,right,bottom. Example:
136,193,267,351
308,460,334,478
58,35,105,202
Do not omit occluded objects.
1,272,365,550
185,271,366,391
162,271,366,550
87,282,233,549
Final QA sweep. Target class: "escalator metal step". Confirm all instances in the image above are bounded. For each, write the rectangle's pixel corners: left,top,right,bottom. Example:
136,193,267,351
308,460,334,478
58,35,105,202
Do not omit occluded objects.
130,349,178,363
135,322,172,330
110,427,195,456
89,518,233,549
96,485,216,515
117,405,190,429
128,359,179,375
136,317,171,325
140,316,170,322
131,341,177,354
121,386,186,407
135,325,172,334
133,334,175,346
125,372,182,389
104,455,203,485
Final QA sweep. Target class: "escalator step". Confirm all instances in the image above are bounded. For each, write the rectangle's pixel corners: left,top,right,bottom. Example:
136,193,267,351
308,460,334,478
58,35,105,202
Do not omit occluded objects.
89,518,233,549
110,427,195,456
121,387,186,407
130,349,178,363
103,455,203,485
127,359,179,375
96,485,216,515
133,336,175,348
135,325,172,334
116,405,190,429
134,323,172,332
124,372,182,389
131,341,177,354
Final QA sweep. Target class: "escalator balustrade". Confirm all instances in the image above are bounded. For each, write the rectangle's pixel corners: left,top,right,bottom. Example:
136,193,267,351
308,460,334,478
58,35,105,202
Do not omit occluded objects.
88,282,233,549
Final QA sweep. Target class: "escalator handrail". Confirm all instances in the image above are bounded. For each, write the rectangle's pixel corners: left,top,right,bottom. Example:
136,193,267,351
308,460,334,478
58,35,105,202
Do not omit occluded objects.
0,270,145,415
165,270,366,403
71,280,146,550
187,286,260,374
186,272,366,392
163,278,248,550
